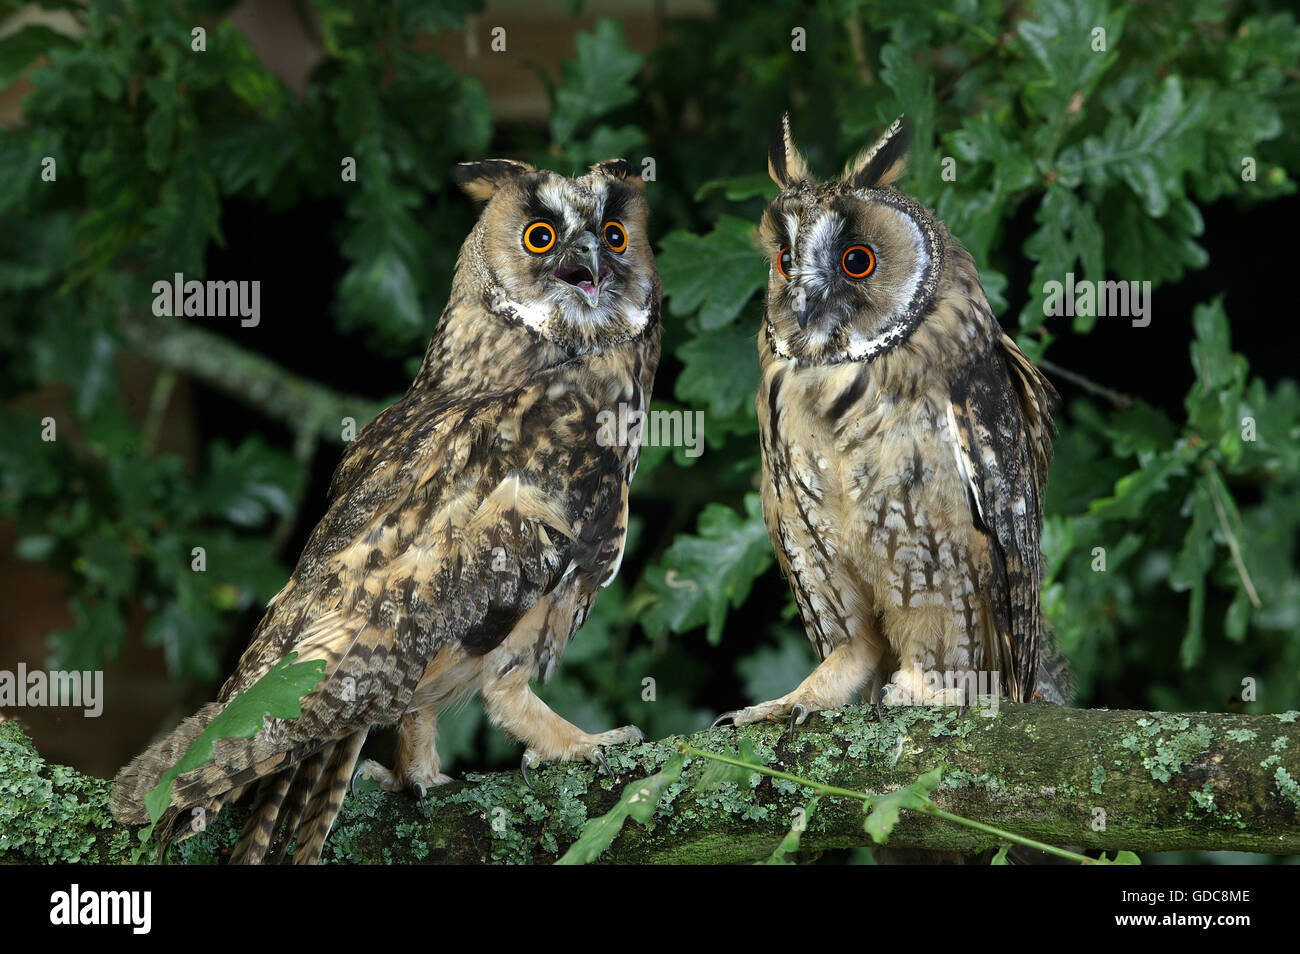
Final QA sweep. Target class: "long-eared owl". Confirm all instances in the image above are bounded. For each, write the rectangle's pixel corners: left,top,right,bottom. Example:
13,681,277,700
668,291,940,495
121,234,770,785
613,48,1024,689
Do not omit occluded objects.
716,115,1057,730
111,158,660,863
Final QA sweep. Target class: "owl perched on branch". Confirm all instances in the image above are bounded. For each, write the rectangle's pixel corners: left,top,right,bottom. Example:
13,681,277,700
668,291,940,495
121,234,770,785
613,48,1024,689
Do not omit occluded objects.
111,158,660,864
714,115,1058,730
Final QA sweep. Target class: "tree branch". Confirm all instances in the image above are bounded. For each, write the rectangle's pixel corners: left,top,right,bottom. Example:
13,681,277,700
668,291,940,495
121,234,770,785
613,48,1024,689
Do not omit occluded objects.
117,310,386,444
2,704,1298,864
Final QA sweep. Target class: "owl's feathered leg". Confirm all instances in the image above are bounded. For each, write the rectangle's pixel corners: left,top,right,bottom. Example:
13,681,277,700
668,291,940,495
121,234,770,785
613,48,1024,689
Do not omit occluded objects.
713,637,881,728
353,703,453,799
478,583,643,777
873,602,978,708
481,663,643,776
879,664,967,707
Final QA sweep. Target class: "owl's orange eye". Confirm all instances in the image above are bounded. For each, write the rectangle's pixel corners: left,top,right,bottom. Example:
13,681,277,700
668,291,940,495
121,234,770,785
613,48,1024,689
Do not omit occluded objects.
603,220,628,253
841,244,876,279
523,221,556,254
777,247,793,279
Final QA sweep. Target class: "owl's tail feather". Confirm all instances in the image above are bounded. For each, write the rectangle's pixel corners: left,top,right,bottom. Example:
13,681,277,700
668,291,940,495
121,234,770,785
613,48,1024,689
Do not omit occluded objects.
266,748,331,863
225,730,367,865
1033,625,1076,706
289,730,367,865
228,767,296,864
112,703,367,864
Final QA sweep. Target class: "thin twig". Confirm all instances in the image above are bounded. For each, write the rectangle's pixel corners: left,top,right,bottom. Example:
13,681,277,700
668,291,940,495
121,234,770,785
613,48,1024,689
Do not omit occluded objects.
933,7,1019,103
1037,357,1134,409
845,13,874,86
141,368,177,456
678,742,1096,864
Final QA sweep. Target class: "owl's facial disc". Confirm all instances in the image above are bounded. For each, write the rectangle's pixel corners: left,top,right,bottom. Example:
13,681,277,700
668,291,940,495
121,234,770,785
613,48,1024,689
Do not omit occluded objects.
760,187,942,364
470,166,654,350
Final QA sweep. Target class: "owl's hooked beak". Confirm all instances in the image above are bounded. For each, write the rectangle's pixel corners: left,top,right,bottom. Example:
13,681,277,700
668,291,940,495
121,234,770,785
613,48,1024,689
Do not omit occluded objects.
794,288,823,330
553,231,609,306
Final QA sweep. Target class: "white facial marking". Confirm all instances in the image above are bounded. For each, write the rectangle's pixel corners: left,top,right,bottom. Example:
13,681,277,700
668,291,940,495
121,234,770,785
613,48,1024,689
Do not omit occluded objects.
501,296,552,334
782,213,801,253
537,177,583,237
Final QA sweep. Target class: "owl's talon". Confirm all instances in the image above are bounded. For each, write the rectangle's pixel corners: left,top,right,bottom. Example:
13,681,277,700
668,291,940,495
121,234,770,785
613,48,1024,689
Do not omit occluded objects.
351,758,402,792
710,711,739,729
784,704,806,744
591,748,612,778
874,684,888,722
520,753,536,789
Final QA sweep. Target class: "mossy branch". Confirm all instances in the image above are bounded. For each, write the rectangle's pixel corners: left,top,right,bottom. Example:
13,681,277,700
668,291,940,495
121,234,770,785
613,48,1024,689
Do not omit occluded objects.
2,704,1298,864
117,310,386,444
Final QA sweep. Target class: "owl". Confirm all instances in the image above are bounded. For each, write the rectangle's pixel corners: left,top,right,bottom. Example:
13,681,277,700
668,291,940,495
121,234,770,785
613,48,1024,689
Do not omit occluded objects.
714,115,1058,731
111,157,661,864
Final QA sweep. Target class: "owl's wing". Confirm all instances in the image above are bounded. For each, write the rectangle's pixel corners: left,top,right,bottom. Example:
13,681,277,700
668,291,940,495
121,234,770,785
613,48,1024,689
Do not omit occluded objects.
945,333,1056,701
112,377,629,820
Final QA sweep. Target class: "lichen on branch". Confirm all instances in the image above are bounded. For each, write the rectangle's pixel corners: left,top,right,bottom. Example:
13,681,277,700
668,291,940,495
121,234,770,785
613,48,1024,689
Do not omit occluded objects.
2,704,1297,864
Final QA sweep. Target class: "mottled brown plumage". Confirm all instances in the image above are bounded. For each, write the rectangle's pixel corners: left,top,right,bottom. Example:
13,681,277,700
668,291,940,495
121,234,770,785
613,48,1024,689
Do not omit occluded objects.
717,116,1057,728
111,158,660,863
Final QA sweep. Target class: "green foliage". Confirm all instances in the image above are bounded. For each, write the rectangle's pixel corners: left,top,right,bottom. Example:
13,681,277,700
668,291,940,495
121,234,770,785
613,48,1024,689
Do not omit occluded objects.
3,0,1300,848
696,735,761,790
550,20,643,153
641,493,772,645
863,766,943,844
554,750,683,864
0,25,76,87
657,216,767,331
1044,300,1300,705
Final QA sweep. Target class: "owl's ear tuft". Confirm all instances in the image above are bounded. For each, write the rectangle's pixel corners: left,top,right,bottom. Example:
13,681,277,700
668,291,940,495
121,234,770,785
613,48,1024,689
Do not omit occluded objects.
768,112,810,189
452,159,535,202
844,116,910,190
591,158,645,191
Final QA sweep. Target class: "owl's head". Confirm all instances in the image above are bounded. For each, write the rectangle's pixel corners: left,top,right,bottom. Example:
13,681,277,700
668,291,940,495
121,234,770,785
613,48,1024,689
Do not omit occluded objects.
760,115,946,366
452,158,658,352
